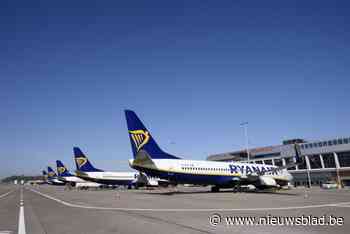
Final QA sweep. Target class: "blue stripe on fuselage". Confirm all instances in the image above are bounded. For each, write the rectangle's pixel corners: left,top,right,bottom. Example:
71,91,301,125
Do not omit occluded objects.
75,176,134,186
132,166,241,186
132,163,280,186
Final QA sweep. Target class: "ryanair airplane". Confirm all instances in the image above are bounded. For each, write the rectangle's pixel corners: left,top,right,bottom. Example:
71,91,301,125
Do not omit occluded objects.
125,110,297,192
46,166,65,186
42,170,48,183
73,147,139,188
56,160,101,188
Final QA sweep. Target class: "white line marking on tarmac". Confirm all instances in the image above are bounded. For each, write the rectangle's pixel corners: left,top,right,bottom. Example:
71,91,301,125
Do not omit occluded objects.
29,188,350,212
0,191,14,200
333,204,350,208
18,188,26,234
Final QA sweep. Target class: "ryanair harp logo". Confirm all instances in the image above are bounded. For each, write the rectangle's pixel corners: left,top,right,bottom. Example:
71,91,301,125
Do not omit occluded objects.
48,171,55,177
57,166,66,174
129,130,150,151
75,157,87,168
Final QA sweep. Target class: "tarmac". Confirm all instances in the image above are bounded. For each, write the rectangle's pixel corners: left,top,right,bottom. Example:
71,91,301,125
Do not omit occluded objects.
0,184,350,234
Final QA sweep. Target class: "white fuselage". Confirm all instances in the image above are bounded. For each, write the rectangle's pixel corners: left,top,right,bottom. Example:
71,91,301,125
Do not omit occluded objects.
58,175,102,187
129,158,293,187
76,171,138,186
59,175,86,183
47,177,65,185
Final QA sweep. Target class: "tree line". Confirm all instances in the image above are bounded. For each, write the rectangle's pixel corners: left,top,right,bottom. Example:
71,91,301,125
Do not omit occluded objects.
1,175,44,183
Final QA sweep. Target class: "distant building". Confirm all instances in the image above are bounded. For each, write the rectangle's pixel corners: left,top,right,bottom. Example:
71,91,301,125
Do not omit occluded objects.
207,137,350,187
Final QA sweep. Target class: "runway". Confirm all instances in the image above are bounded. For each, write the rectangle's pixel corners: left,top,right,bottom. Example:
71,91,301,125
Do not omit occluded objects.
0,185,350,234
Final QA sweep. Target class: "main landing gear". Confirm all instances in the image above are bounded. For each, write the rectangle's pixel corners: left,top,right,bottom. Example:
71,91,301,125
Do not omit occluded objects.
211,186,220,192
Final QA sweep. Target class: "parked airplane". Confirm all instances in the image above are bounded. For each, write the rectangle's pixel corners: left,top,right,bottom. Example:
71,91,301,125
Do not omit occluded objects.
125,110,295,192
56,160,101,188
73,147,139,188
47,166,65,186
42,170,48,183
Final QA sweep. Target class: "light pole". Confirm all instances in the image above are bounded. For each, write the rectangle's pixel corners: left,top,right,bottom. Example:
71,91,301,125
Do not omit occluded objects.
240,122,250,162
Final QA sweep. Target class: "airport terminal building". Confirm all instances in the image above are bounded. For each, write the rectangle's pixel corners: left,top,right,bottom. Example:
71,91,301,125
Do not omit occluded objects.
207,137,350,187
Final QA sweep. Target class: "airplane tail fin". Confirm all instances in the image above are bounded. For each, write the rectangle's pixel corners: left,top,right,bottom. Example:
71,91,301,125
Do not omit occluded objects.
42,170,48,182
56,160,73,177
124,110,180,160
73,147,103,172
47,166,57,178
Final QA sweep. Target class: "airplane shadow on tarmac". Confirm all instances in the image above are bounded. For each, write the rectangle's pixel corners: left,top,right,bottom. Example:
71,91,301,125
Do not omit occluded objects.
138,189,300,196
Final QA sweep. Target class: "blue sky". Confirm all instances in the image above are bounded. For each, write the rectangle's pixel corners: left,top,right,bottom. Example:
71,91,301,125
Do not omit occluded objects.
1,1,349,177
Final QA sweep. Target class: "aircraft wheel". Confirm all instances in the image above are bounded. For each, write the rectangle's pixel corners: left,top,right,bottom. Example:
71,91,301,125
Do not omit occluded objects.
233,186,239,193
211,186,220,192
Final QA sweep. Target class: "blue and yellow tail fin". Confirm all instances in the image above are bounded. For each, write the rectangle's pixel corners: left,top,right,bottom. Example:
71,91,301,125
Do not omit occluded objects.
47,166,57,178
56,160,73,177
124,110,180,160
73,147,103,172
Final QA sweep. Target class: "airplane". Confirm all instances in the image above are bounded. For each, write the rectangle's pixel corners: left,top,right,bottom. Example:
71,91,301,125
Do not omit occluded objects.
125,110,296,192
42,170,48,184
56,160,101,188
42,170,47,182
73,147,140,188
47,166,65,186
